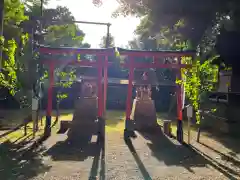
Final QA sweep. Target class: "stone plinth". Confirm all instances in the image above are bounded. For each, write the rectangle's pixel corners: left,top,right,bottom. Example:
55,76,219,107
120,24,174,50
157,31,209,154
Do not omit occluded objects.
130,98,157,130
73,97,98,119
67,97,98,140
163,120,172,136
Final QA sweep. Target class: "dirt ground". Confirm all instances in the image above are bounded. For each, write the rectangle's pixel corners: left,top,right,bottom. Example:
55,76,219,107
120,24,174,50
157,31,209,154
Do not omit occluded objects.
0,110,239,180
106,129,234,180
1,129,236,180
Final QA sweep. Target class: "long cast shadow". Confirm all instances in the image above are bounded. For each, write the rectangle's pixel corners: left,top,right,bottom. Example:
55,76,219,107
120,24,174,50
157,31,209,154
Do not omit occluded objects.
138,126,239,179
138,126,206,172
0,139,51,180
45,111,102,161
89,135,105,180
199,141,240,167
44,133,101,161
189,144,239,180
125,137,152,180
99,143,105,180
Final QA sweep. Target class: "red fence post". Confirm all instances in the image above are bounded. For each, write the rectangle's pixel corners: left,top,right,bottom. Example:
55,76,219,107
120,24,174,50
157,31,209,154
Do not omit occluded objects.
45,61,54,137
125,57,134,133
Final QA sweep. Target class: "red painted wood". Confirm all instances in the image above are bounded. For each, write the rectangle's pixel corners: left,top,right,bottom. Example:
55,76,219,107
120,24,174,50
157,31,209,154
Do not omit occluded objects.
41,46,193,124
97,58,103,117
42,60,99,67
123,63,191,69
46,61,55,116
177,85,183,120
176,61,183,121
153,56,157,64
43,60,192,69
103,56,108,116
39,47,114,55
119,51,194,57
125,57,134,120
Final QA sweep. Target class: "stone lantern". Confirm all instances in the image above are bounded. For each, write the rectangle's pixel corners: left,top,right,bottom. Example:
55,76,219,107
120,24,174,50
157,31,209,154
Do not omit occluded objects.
67,67,100,141
130,68,159,130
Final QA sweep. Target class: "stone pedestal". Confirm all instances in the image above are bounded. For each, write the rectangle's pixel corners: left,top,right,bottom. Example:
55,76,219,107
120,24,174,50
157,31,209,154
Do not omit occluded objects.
130,98,157,130
163,120,172,136
67,97,98,140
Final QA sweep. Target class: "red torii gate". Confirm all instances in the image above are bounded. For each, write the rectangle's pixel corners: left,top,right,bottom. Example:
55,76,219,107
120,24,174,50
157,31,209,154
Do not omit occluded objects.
39,46,115,136
116,48,193,141
39,46,194,141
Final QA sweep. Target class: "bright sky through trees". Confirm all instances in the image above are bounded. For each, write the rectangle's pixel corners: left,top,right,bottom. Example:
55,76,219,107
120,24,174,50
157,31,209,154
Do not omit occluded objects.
47,0,140,48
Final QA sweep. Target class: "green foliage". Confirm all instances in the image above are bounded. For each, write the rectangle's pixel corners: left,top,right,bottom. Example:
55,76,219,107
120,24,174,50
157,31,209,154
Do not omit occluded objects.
55,68,76,103
40,70,48,81
4,0,29,25
157,21,220,124
0,0,91,108
35,5,91,106
56,93,68,101
179,55,219,123
0,39,16,95
98,0,240,51
99,33,115,48
39,6,91,48
0,0,29,96
130,13,220,123
45,24,84,47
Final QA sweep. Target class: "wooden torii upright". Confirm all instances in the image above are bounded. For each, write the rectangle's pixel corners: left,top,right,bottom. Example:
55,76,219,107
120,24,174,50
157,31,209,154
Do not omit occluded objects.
39,46,194,142
39,46,114,137
117,48,194,141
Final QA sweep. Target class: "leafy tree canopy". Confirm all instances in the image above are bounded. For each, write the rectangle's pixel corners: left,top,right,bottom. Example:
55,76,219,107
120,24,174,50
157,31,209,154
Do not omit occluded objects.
99,33,115,48
92,0,223,122
95,0,240,50
0,0,91,106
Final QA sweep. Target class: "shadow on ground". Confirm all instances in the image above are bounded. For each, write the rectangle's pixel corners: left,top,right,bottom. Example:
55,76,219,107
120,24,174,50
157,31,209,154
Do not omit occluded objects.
0,138,51,180
125,126,239,180
198,141,240,167
201,131,240,156
158,113,240,166
89,136,105,180
44,134,102,161
139,127,206,171
43,133,105,180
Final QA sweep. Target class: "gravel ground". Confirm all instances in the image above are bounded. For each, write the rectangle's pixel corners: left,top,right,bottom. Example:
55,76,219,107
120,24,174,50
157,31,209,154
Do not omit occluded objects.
106,129,232,180
1,127,238,180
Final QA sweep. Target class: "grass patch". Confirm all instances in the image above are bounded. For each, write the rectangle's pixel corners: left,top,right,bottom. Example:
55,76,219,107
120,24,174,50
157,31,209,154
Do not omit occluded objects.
0,109,31,128
105,111,125,132
0,110,183,143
